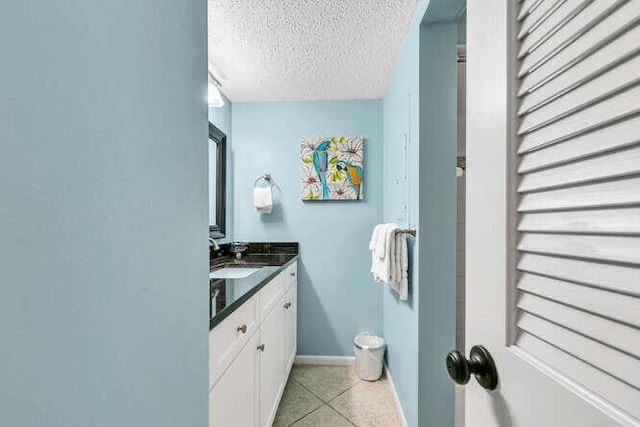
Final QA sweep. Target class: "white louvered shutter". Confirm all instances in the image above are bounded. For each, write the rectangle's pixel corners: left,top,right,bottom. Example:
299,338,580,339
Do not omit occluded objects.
514,0,640,420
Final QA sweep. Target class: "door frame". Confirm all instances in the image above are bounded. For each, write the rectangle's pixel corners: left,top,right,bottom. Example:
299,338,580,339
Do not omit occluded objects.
416,1,466,426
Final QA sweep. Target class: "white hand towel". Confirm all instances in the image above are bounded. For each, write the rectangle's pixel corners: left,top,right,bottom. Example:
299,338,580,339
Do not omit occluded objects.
370,223,398,284
254,187,273,214
370,223,408,300
370,228,383,282
370,224,388,282
389,231,408,300
384,224,397,283
368,224,382,251
368,224,387,260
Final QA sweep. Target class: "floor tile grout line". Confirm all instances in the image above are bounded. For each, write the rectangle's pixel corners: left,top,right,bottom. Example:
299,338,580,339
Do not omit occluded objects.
290,365,363,423
290,375,360,405
326,383,357,410
338,409,358,427
329,379,403,426
285,403,323,427
325,381,365,426
284,367,400,427
286,403,355,427
291,378,329,403
281,379,323,427
324,380,359,404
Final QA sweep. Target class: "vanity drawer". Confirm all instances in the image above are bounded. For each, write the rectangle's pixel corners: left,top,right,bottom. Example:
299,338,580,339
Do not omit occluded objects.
283,261,297,289
259,274,285,321
210,294,258,388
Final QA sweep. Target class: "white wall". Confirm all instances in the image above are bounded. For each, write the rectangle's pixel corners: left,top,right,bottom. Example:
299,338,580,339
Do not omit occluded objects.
0,2,209,425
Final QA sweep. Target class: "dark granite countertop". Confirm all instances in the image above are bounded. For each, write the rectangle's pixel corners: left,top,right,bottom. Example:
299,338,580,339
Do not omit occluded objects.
210,243,298,330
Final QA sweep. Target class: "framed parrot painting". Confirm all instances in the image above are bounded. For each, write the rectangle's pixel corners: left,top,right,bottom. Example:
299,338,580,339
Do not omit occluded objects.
300,136,364,201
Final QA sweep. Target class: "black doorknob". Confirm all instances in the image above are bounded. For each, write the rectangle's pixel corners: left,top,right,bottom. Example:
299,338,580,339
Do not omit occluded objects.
446,345,498,390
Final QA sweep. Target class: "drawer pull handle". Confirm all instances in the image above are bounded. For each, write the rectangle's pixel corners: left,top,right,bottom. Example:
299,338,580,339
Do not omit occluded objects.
290,272,296,277
257,344,265,352
237,324,247,334
284,302,292,309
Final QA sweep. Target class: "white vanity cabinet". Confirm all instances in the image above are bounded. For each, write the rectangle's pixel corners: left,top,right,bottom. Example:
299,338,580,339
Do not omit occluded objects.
209,261,297,427
210,332,259,427
258,293,284,427
283,282,297,372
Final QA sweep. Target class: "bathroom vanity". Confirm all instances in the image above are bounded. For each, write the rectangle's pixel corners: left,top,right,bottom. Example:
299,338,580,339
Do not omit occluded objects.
209,243,298,427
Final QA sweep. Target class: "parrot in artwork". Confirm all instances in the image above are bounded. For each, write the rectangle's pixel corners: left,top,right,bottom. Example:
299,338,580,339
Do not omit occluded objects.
313,140,332,199
336,160,363,199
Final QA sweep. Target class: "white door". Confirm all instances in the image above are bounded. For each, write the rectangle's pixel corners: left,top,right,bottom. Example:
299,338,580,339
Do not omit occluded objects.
464,0,640,426
258,298,285,427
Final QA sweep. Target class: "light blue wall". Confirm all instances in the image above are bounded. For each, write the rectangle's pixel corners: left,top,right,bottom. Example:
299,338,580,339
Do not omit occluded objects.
458,10,467,44
381,5,424,425
231,100,383,356
382,0,462,425
209,92,234,243
0,2,208,426
417,21,458,427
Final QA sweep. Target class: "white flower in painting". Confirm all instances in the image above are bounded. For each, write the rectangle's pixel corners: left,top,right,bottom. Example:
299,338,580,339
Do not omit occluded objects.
300,164,321,198
301,138,321,157
337,137,363,165
328,180,357,200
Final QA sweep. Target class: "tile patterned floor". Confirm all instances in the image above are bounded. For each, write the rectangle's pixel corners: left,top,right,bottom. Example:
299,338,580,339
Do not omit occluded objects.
273,364,402,427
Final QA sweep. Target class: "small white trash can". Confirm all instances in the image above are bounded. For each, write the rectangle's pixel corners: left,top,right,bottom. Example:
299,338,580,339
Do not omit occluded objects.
354,333,386,381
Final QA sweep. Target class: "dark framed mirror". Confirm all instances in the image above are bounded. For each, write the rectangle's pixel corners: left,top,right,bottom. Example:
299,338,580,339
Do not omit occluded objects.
209,122,226,238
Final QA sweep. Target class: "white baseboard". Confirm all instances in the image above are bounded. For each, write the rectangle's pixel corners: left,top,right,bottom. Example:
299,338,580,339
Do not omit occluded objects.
385,363,408,427
294,355,355,366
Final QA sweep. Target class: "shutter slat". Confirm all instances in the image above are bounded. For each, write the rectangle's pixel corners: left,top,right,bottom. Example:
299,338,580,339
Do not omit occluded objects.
517,233,640,265
518,0,594,60
518,54,640,134
518,0,624,74
518,44,640,117
518,207,640,235
517,332,640,422
517,113,640,173
517,144,640,193
514,1,640,419
517,292,640,357
517,312,640,388
518,253,640,296
518,4,640,97
518,176,640,212
518,0,547,21
519,0,568,40
518,84,640,153
517,273,640,327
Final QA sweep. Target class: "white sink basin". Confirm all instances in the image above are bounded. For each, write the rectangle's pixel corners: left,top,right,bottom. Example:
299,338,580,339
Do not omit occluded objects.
210,267,261,279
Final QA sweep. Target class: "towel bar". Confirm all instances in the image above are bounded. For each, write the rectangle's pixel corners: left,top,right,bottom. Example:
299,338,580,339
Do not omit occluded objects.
395,226,417,237
254,173,274,188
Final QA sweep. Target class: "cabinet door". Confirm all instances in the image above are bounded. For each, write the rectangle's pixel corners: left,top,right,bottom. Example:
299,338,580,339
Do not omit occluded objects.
210,333,259,427
283,284,297,373
209,295,258,388
258,298,285,427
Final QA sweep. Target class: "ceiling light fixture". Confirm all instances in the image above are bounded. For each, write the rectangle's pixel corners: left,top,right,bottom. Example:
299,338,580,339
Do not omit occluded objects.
208,71,225,108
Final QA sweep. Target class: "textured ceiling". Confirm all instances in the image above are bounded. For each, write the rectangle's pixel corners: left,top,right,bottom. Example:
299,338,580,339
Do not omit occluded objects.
208,0,419,102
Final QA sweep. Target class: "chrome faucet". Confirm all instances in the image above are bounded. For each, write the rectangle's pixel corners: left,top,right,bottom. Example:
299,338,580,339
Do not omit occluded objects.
209,237,220,250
